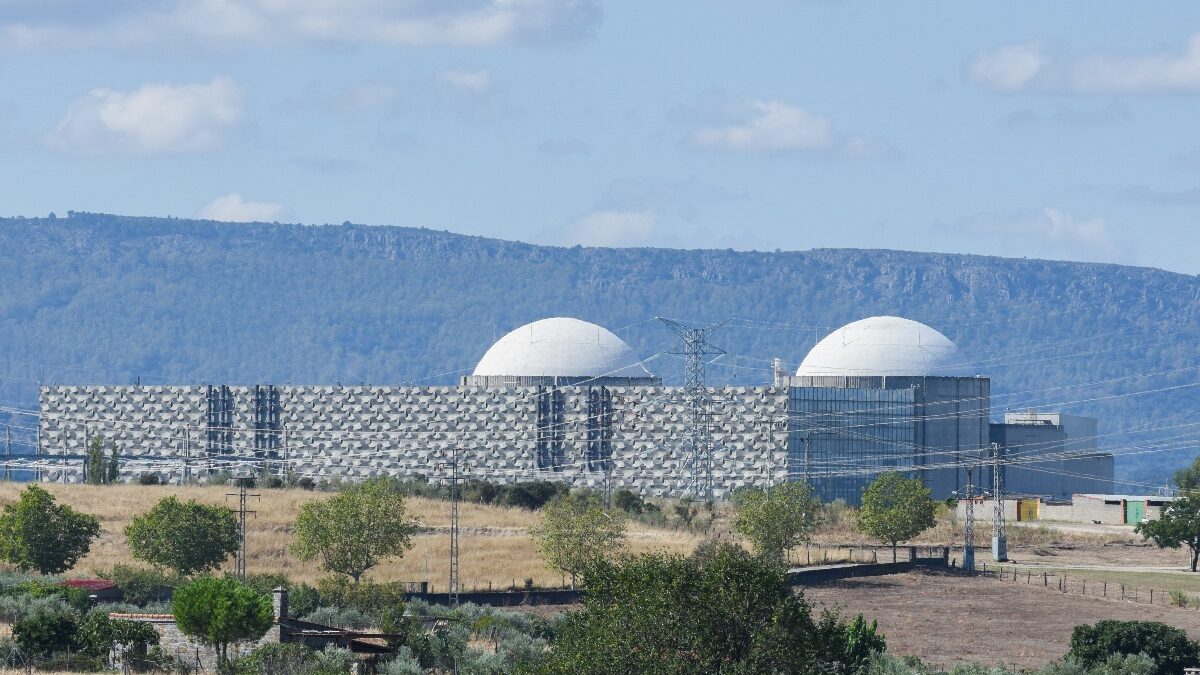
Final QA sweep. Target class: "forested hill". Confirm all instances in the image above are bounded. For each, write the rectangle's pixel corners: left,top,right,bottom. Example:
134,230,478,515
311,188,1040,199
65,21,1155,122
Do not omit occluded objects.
2,212,1198,486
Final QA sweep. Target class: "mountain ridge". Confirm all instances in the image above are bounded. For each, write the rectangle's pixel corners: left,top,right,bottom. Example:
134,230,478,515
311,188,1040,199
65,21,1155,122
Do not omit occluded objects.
2,211,1197,487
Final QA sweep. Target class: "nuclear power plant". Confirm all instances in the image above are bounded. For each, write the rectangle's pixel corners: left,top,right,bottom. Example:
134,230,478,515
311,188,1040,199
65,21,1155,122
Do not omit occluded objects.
36,315,1114,503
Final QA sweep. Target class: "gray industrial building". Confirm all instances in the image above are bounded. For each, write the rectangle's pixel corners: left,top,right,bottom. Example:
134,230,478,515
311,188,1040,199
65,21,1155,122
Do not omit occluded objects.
36,315,1114,503
989,412,1113,499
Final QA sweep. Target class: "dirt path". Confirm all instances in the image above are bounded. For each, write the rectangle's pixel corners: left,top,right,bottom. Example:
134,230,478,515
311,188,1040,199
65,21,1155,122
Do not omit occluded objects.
800,570,1200,670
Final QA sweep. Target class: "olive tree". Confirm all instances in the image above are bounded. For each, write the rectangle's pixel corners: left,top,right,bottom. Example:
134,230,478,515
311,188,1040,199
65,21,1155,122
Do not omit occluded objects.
532,492,626,587
173,576,273,668
126,496,240,576
732,482,820,564
0,484,100,574
855,472,935,562
290,479,418,584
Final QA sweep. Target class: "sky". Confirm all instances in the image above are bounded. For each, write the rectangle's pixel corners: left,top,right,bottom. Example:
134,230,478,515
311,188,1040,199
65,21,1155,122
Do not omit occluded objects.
1,2,1200,273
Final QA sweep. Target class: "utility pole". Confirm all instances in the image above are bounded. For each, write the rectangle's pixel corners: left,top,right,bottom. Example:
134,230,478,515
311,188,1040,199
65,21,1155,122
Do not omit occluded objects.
437,447,467,606
183,429,192,485
658,318,728,502
226,477,259,581
4,425,10,481
992,442,1008,562
963,460,975,573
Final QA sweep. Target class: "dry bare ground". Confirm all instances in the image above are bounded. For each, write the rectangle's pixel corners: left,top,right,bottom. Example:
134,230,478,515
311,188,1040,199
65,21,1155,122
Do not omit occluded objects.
0,484,703,588
802,569,1200,670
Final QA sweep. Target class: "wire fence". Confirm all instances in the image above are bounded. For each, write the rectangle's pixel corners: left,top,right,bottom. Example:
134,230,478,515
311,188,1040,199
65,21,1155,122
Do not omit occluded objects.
954,560,1190,608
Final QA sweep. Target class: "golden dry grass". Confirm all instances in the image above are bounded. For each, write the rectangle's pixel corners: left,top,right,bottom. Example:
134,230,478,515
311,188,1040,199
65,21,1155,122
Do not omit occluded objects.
0,484,704,588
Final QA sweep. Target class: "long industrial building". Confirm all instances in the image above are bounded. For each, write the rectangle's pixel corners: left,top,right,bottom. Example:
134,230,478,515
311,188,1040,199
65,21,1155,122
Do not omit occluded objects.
37,315,1114,502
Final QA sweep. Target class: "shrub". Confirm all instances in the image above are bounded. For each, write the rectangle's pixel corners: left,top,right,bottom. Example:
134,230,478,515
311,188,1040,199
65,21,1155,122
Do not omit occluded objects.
381,647,423,675
288,584,320,618
242,573,291,596
137,473,162,486
12,608,79,659
1068,620,1200,675
315,576,409,617
97,564,177,606
230,643,355,675
302,606,374,630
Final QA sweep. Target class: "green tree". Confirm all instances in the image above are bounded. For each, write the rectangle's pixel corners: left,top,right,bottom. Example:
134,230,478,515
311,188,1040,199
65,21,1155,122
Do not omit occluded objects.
732,482,821,564
531,492,626,587
856,472,936,562
1173,457,1200,494
172,576,273,667
1068,620,1200,675
531,542,884,674
126,496,240,576
0,484,100,574
75,610,160,660
290,479,418,584
1136,494,1200,571
85,434,106,485
106,442,120,484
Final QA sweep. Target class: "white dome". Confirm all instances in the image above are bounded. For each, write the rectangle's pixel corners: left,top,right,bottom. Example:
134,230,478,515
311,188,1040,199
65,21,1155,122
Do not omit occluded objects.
473,317,649,378
796,316,972,378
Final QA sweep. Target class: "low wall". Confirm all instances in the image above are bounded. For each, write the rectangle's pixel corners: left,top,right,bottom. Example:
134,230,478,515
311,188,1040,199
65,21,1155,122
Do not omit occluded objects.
787,547,949,586
408,588,582,607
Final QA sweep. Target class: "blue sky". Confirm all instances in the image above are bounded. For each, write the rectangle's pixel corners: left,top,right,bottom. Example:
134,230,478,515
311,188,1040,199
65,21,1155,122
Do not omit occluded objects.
2,2,1200,273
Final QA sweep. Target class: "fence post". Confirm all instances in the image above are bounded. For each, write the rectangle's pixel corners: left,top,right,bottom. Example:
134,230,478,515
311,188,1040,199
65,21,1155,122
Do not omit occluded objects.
1103,581,1106,597
1151,589,1154,604
1043,573,1048,587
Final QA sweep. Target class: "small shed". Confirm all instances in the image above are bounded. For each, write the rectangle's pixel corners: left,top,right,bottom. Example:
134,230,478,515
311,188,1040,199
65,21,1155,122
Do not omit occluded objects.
59,579,122,603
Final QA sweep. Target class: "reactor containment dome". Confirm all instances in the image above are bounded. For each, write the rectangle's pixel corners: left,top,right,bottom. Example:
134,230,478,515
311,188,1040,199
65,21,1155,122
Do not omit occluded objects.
472,317,650,380
795,316,972,378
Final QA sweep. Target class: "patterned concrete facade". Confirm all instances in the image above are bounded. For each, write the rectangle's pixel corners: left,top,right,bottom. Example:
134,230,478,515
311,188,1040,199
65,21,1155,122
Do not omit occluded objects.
38,384,790,498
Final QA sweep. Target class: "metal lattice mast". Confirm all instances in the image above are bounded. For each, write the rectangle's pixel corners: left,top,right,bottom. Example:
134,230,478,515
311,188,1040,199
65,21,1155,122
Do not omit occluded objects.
438,447,464,605
992,442,1008,562
963,462,975,573
225,477,259,580
658,318,727,502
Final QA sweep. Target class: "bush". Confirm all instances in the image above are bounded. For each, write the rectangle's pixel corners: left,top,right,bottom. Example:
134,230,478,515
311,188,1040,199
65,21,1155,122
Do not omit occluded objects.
230,643,355,675
12,608,79,659
315,576,409,617
137,473,162,486
302,606,374,630
97,564,177,606
288,584,320,619
1069,620,1200,675
381,647,423,675
241,573,290,596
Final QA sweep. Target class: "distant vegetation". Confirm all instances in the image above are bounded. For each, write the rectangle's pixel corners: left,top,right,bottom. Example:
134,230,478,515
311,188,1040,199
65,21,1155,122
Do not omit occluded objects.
2,212,1198,485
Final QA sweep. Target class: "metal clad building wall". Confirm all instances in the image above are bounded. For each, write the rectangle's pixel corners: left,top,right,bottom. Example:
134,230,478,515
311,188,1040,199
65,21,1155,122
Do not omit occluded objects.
37,384,789,498
787,386,916,505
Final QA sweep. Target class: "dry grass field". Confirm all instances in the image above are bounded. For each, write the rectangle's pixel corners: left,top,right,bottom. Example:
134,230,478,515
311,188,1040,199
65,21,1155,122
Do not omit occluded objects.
0,484,705,588
802,569,1200,670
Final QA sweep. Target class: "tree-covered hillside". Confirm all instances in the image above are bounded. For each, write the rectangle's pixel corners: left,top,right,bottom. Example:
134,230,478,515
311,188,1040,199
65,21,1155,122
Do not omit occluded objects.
1,212,1197,486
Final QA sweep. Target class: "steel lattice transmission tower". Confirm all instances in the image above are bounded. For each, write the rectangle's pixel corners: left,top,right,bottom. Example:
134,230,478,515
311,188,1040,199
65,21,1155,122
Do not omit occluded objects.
991,442,1008,562
437,446,466,606
658,318,728,502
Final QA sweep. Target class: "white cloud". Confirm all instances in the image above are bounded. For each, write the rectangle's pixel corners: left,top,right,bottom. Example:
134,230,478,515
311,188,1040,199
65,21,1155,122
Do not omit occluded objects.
438,69,492,94
1071,33,1200,93
956,207,1126,265
0,0,602,50
691,100,834,152
199,193,285,222
48,77,240,155
967,42,1047,91
559,210,658,248
969,33,1200,94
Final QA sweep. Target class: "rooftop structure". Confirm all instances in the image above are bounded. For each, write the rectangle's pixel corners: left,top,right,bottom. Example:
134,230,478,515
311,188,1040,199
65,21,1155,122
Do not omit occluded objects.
796,316,973,378
465,317,659,386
